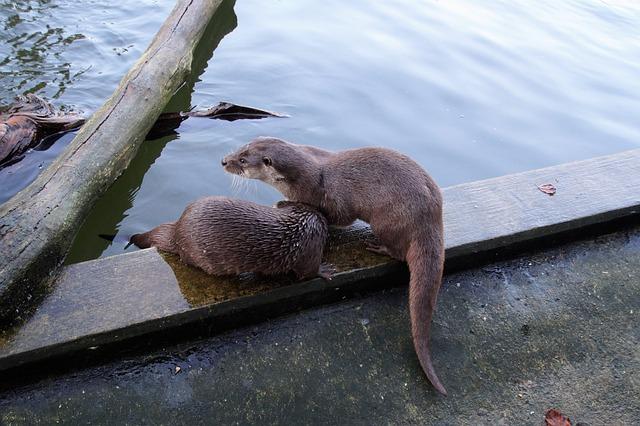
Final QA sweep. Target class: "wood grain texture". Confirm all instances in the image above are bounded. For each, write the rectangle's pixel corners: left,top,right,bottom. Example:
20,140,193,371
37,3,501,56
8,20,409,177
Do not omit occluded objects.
0,0,225,323
0,148,638,371
443,148,640,256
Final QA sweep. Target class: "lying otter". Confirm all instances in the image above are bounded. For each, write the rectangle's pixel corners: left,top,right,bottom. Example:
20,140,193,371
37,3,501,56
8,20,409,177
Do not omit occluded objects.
130,196,331,280
223,137,447,395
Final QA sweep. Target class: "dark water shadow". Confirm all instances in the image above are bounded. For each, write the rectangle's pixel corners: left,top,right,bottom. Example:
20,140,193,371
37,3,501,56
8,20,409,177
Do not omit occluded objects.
0,131,77,204
66,0,238,264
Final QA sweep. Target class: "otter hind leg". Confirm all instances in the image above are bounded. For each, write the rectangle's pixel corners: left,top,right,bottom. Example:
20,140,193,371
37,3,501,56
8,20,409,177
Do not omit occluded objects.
366,242,404,260
293,261,335,282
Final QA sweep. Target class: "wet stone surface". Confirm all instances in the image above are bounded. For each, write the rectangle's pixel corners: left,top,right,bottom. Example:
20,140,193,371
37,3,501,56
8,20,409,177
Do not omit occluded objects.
0,225,639,425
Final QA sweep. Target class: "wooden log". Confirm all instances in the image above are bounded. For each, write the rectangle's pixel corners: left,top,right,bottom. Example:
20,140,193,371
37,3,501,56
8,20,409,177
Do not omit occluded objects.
0,0,226,324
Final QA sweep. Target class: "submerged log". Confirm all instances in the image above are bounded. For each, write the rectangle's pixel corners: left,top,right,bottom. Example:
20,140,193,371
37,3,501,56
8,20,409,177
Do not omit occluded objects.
0,0,227,324
147,101,286,139
0,95,85,168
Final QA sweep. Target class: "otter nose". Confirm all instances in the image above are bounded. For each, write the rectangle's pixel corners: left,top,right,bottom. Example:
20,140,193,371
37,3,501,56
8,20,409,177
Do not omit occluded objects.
221,158,228,166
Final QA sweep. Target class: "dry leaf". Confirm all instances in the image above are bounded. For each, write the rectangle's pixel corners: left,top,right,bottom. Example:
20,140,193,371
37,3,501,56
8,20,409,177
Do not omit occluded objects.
545,408,572,426
538,183,557,196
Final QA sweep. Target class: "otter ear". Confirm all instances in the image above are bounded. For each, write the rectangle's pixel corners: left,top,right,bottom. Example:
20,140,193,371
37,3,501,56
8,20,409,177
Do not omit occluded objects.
262,156,272,166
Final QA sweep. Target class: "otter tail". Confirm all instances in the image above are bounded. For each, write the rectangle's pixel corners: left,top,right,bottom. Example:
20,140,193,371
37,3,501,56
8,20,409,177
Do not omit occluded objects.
130,222,177,253
406,234,447,395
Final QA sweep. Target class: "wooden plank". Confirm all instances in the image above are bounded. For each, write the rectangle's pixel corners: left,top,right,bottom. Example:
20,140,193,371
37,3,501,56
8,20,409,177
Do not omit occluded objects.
0,148,639,372
443,148,640,257
0,0,226,324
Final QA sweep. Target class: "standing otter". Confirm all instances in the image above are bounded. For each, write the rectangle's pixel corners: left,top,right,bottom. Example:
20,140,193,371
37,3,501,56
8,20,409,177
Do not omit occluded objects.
131,196,331,280
222,137,447,395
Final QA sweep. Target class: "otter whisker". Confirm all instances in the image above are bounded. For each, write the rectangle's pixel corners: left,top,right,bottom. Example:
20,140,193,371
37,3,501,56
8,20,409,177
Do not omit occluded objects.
231,174,241,194
229,174,237,193
239,174,251,195
230,173,250,196
245,178,259,196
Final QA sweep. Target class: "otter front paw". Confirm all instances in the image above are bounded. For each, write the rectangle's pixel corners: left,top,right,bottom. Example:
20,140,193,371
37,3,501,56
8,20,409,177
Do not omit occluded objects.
318,263,337,281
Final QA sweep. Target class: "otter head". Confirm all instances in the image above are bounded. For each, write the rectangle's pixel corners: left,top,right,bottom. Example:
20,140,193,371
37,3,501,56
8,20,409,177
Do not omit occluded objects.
222,137,306,188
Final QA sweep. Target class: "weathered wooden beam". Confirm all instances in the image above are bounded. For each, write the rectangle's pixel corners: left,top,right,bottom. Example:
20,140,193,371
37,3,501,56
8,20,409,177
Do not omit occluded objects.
1,148,638,372
0,0,226,323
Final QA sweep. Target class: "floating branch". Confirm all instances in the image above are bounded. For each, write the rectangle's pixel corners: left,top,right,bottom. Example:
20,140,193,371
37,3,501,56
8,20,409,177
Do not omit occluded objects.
0,95,84,168
147,101,287,139
1,96,285,168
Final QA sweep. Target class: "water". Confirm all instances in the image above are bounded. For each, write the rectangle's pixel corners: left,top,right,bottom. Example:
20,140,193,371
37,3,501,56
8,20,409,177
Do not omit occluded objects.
1,0,639,263
0,0,174,201
0,0,171,110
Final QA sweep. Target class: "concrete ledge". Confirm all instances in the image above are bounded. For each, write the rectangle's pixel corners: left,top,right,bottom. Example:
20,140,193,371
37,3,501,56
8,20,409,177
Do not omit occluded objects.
0,148,638,374
2,224,638,423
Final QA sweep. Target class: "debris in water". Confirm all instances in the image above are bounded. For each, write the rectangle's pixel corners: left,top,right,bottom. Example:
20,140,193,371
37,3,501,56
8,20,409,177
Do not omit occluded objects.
1,96,285,167
0,94,84,169
537,183,557,196
189,102,287,121
146,102,287,139
98,234,116,242
174,366,182,374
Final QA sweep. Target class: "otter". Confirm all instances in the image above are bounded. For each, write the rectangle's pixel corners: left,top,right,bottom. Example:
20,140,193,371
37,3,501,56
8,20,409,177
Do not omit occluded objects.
130,196,331,280
222,137,447,395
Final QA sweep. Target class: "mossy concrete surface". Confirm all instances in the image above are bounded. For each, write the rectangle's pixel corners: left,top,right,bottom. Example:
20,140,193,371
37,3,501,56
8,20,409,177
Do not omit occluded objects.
1,225,638,425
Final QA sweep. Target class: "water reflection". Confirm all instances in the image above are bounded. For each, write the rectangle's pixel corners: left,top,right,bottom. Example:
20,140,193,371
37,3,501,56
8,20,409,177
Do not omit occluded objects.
162,251,296,308
0,131,76,203
5,0,639,263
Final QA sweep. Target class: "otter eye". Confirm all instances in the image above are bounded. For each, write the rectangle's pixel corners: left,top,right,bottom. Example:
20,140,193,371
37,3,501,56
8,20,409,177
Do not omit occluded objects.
262,157,272,166
239,158,246,164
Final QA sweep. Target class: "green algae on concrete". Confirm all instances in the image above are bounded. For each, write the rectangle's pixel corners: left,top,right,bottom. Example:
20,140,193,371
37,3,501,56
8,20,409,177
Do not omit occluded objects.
1,225,638,425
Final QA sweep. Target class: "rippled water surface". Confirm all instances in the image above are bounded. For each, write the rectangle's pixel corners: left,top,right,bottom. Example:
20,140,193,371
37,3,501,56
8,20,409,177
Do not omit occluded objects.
0,0,174,202
0,0,170,109
2,0,640,262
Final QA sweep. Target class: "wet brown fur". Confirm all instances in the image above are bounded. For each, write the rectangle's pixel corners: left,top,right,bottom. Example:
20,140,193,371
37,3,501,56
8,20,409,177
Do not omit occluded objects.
223,137,447,395
131,196,329,280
